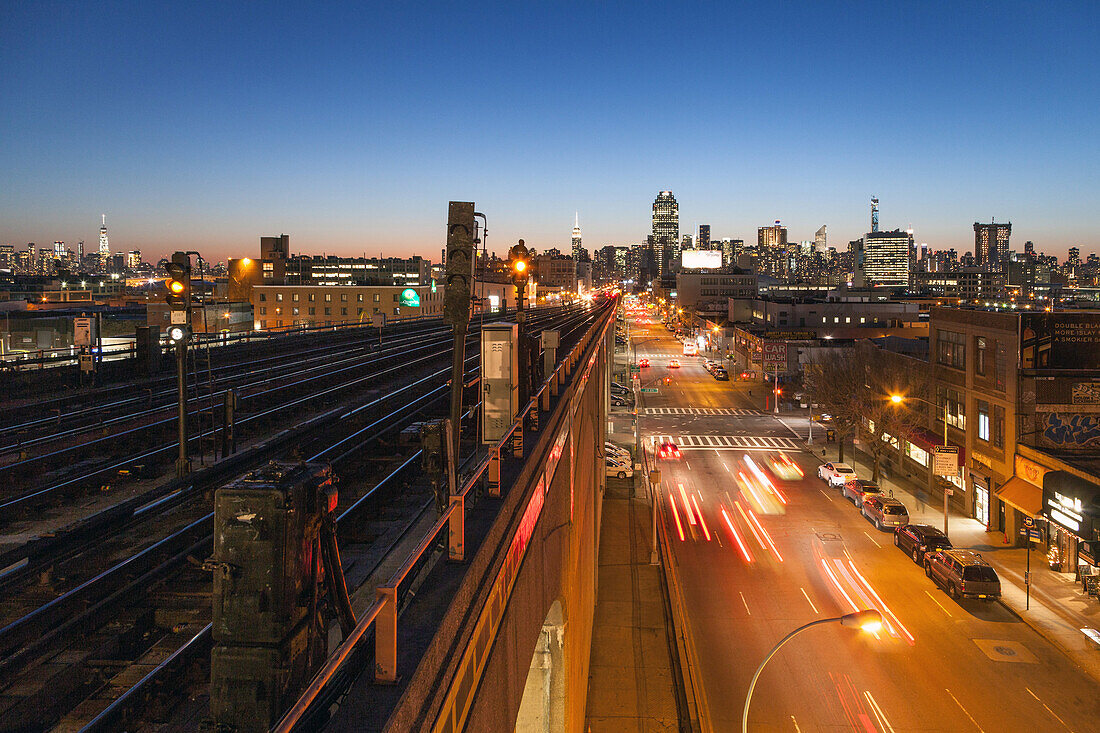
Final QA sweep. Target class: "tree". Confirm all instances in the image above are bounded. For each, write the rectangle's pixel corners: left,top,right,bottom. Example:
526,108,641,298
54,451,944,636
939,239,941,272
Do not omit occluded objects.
803,347,862,463
804,342,929,480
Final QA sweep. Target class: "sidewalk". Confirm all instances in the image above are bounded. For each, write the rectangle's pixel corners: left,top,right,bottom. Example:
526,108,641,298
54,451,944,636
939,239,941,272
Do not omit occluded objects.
585,421,680,732
815,436,1100,684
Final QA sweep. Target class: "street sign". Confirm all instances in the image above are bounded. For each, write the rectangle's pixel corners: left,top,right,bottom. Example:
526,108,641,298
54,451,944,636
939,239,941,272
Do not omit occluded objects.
1023,516,1034,528
932,446,959,476
630,365,640,373
74,317,94,347
641,388,658,393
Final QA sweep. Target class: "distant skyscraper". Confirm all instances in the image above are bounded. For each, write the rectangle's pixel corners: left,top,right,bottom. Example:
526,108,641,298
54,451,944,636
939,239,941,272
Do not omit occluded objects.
697,224,710,250
99,214,110,269
974,221,1011,270
127,250,142,269
651,191,679,276
815,225,827,252
861,229,913,287
571,213,582,260
1068,247,1081,267
758,221,787,249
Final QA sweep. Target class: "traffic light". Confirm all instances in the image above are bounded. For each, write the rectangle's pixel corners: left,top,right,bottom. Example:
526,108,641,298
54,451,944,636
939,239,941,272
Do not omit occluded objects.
508,240,529,287
165,251,191,311
443,202,475,325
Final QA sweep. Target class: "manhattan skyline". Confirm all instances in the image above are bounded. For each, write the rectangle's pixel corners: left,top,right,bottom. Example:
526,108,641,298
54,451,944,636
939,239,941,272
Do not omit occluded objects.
2,1,1097,262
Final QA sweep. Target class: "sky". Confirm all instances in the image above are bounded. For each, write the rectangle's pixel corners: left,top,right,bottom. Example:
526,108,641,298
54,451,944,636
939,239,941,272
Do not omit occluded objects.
1,1,1098,263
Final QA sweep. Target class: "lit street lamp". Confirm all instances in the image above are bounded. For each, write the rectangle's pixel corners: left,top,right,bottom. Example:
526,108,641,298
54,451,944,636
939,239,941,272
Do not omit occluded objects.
890,393,951,536
742,610,882,733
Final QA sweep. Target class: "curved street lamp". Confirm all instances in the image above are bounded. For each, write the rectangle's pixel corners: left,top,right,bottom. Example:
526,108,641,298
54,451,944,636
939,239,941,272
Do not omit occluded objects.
742,609,882,733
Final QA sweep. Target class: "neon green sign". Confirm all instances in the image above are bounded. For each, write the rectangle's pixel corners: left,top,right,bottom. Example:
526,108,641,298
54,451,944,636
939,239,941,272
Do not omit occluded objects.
400,288,420,307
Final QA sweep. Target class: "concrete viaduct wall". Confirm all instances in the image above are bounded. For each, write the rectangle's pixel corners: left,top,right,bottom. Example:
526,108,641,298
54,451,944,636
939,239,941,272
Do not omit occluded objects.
378,308,613,733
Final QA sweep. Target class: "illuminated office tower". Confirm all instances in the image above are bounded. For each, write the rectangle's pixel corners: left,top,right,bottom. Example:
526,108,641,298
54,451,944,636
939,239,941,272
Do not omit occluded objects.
651,191,679,276
974,220,1011,270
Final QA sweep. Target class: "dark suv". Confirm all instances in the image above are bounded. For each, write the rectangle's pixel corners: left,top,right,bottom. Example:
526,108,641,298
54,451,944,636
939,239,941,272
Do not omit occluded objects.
894,524,952,564
925,549,1001,601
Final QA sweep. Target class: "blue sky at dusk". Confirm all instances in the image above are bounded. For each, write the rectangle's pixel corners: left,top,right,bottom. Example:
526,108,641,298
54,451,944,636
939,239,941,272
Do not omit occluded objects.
2,1,1097,263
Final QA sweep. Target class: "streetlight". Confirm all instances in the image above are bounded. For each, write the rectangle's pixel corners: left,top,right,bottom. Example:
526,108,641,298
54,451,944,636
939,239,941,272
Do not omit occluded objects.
890,393,951,536
742,610,882,733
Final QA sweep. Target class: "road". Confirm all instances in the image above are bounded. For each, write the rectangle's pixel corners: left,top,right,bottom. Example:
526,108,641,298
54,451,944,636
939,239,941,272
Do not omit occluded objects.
629,313,1098,732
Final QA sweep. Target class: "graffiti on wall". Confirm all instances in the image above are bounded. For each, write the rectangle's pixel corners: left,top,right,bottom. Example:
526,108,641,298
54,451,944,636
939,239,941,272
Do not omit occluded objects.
1042,413,1100,448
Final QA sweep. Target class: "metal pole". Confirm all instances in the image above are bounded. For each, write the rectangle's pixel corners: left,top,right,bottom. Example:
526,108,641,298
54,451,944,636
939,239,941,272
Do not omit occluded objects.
448,320,467,462
943,402,949,536
773,370,779,415
175,340,189,477
1026,535,1031,610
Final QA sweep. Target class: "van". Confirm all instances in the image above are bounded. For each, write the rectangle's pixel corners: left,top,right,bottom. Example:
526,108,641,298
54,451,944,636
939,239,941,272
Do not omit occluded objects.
925,549,1001,601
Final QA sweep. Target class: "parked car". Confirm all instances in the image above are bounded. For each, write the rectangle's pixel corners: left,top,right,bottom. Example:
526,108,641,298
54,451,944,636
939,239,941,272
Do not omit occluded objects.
818,462,857,487
605,442,631,460
606,457,634,479
842,479,883,505
712,367,729,380
894,524,952,564
861,496,909,530
657,441,681,460
925,549,1001,601
610,394,632,407
610,382,631,396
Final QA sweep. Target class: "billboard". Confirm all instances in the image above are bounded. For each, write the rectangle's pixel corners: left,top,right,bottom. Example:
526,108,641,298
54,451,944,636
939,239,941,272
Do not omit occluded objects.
1022,312,1100,370
682,250,722,269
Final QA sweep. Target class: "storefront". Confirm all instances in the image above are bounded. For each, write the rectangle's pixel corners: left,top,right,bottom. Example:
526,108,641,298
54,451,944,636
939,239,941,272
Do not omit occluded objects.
992,455,1045,547
1042,471,1100,578
902,427,966,513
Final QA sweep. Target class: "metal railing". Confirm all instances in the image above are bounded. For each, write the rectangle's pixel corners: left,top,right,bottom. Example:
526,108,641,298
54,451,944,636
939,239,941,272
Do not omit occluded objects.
273,300,615,732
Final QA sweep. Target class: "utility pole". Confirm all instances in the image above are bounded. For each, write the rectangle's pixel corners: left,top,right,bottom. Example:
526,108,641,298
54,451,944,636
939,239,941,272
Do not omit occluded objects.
444,202,476,462
164,252,192,477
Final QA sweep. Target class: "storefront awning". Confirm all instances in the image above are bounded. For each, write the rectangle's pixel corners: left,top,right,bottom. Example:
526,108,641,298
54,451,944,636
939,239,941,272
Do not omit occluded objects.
995,476,1043,517
905,428,965,466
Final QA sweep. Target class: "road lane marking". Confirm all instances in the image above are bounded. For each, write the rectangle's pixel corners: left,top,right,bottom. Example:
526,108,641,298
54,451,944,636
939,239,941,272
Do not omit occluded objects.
800,587,819,614
863,531,882,548
863,691,896,733
739,591,751,615
924,590,953,618
1025,687,1075,732
819,489,833,501
685,461,692,470
945,689,986,733
790,716,802,732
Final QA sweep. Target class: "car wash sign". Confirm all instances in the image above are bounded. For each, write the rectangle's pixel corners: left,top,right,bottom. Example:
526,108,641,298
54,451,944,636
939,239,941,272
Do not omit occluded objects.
763,341,787,366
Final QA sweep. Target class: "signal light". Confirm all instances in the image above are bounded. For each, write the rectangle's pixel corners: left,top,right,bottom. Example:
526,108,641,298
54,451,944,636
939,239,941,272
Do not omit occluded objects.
508,240,530,287
164,252,191,312
168,325,189,343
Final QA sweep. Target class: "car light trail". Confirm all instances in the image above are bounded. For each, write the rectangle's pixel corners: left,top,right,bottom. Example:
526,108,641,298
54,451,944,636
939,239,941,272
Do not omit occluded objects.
690,494,711,541
819,558,862,615
737,470,767,510
845,559,915,646
863,691,896,733
720,506,754,562
737,501,783,562
668,494,685,541
734,500,767,550
678,483,697,525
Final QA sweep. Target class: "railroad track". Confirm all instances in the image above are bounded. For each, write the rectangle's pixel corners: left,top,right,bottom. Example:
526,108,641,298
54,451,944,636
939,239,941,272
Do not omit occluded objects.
0,305,578,517
0,303,606,731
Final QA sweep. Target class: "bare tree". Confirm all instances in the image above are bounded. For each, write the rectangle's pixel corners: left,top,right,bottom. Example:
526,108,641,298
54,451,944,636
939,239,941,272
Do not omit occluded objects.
803,347,862,463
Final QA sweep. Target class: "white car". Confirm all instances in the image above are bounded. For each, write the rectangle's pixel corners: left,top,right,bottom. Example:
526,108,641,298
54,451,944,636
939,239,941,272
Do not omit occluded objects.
818,462,857,487
605,442,631,460
606,457,634,479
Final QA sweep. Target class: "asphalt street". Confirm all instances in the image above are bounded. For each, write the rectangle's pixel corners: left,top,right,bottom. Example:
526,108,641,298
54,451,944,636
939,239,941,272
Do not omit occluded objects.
627,313,1099,733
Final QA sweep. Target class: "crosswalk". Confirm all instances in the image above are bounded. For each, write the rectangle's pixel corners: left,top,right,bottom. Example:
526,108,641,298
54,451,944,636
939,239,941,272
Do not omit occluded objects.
650,435,802,451
644,407,762,416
